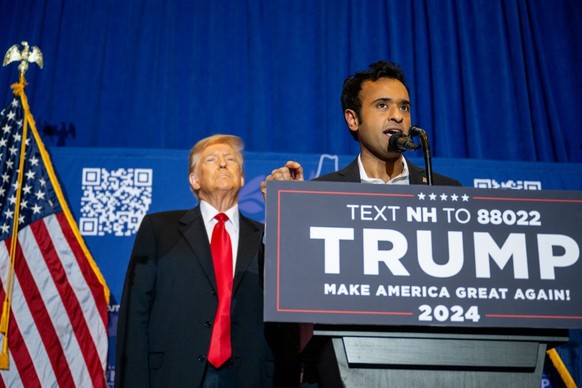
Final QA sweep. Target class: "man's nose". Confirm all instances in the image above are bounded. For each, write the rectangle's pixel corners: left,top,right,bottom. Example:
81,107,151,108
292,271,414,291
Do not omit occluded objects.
218,156,227,167
388,106,403,122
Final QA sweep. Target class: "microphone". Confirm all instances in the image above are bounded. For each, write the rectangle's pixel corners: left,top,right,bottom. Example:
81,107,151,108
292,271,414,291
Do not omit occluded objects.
409,125,423,137
388,131,420,153
408,125,434,186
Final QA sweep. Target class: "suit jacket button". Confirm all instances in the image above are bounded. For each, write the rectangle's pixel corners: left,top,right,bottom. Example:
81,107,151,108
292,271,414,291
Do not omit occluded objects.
204,321,212,328
198,355,206,362
210,289,217,296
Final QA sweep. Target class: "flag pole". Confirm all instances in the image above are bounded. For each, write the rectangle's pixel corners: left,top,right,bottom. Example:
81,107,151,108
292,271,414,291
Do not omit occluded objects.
0,75,31,369
0,42,44,369
0,42,109,385
546,348,577,387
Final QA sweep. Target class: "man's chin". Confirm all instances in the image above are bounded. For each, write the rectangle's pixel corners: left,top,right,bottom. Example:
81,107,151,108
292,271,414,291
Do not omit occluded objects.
215,183,241,192
370,148,402,162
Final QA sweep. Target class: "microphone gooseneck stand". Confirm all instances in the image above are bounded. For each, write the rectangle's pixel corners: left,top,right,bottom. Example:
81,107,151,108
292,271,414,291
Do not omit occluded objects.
410,125,433,186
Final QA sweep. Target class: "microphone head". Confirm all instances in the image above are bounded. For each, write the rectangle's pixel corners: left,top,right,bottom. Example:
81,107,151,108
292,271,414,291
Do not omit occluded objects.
388,132,406,153
389,132,419,153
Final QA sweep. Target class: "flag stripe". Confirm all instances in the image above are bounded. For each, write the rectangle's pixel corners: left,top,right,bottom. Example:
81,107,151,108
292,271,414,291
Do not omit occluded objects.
18,225,90,385
55,212,108,332
0,241,53,387
44,214,108,382
5,312,39,388
13,236,76,387
28,219,105,387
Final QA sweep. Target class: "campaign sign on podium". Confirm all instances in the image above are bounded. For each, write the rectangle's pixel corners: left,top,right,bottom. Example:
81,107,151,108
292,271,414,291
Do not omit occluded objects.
264,181,582,329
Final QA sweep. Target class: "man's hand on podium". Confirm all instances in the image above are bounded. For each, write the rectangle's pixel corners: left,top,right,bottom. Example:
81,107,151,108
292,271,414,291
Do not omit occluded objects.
260,160,304,199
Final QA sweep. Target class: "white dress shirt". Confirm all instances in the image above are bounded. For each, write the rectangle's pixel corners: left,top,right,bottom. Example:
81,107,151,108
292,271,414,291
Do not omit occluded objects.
357,154,410,185
200,200,240,277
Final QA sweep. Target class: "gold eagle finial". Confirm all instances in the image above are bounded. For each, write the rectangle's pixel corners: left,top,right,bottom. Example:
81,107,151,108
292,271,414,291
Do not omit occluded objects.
3,41,44,76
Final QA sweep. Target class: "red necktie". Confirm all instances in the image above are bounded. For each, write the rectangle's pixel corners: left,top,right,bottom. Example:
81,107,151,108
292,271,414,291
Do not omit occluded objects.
207,213,233,367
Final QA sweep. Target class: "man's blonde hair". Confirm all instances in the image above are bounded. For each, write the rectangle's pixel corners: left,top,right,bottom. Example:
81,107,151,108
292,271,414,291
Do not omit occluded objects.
188,134,244,197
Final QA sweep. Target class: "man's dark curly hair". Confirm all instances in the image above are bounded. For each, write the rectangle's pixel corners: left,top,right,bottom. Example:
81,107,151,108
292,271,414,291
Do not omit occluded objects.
341,61,410,140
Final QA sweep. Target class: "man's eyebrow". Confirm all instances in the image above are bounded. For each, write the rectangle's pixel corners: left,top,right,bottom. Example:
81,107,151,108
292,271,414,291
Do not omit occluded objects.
372,97,411,105
205,151,236,157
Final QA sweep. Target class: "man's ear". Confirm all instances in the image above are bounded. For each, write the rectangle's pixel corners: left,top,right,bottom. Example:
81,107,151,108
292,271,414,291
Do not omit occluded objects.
240,176,245,188
344,109,359,134
189,173,200,191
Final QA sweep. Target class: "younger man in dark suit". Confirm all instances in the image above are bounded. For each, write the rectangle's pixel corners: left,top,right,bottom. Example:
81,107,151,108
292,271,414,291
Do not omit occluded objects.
115,134,275,387
261,60,460,188
260,61,461,386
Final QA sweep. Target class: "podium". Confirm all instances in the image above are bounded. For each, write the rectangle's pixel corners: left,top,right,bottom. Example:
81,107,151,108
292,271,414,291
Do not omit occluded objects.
265,181,582,387
312,326,567,387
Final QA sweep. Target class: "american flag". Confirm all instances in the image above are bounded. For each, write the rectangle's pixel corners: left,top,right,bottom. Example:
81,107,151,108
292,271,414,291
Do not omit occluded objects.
0,88,109,386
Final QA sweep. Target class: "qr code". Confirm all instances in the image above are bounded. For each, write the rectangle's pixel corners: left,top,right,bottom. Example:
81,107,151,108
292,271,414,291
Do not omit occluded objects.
79,168,153,236
473,178,542,190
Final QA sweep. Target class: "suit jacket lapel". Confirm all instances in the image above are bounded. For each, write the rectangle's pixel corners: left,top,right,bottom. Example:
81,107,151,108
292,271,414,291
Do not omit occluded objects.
406,157,428,185
232,213,261,294
335,158,361,182
179,206,217,290
179,207,262,295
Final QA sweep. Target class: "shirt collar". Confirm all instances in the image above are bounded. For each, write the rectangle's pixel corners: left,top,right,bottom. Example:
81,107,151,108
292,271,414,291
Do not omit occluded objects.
357,154,410,185
200,200,240,230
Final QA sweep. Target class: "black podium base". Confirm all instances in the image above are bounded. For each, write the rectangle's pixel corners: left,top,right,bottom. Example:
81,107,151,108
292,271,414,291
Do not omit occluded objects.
312,327,568,388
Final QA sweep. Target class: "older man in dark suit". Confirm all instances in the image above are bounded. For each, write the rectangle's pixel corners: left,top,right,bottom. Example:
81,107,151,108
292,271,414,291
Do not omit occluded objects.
115,134,275,387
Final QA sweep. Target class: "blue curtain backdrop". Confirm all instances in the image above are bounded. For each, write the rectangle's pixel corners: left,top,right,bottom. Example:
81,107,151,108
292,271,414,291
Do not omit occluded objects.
0,0,580,162
1,0,581,386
